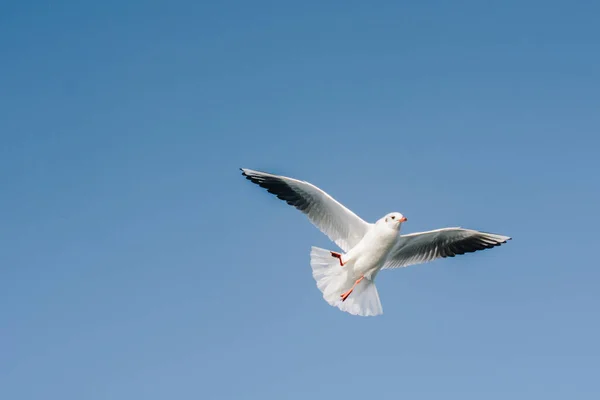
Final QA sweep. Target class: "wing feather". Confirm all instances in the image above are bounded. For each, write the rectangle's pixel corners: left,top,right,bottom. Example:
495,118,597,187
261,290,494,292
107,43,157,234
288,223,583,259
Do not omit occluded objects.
382,227,511,269
241,168,371,252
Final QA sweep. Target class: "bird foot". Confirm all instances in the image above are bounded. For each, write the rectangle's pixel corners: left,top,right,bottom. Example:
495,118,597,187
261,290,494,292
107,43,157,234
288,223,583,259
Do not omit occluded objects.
340,288,353,302
330,251,344,266
340,275,364,302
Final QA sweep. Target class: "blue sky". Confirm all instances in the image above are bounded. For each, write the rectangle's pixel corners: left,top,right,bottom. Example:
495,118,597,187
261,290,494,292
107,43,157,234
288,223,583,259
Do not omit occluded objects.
1,1,599,399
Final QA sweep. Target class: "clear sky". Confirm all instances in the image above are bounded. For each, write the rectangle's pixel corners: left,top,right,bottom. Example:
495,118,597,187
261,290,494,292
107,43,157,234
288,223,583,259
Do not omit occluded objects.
1,1,599,399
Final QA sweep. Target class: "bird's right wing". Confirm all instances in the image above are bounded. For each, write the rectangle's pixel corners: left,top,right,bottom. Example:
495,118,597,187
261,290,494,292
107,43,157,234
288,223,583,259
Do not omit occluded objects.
241,168,372,252
382,227,511,269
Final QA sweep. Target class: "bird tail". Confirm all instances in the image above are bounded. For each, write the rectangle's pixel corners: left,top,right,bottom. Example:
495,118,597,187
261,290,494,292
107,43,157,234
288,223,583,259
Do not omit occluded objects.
310,246,383,317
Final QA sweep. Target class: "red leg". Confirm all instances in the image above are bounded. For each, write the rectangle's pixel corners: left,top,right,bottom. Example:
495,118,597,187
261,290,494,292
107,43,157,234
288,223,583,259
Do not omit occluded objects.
330,251,345,266
340,288,353,302
340,275,365,302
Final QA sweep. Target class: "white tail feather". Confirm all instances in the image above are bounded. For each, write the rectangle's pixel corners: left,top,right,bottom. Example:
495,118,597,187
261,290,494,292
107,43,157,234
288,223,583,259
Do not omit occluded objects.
310,246,383,317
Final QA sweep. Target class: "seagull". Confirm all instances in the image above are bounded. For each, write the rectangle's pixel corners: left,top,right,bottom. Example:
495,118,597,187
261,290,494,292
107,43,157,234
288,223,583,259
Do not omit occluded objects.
241,168,511,317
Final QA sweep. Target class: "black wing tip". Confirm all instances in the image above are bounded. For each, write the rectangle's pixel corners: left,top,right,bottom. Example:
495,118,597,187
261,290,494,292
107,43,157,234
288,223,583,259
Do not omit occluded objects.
240,168,252,181
240,168,261,182
240,167,251,176
240,167,270,179
239,168,310,211
483,235,512,249
495,235,512,244
439,234,511,259
478,231,512,244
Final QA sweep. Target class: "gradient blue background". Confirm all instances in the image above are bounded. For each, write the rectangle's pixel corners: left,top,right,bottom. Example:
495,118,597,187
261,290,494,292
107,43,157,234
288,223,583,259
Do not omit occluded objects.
2,1,599,399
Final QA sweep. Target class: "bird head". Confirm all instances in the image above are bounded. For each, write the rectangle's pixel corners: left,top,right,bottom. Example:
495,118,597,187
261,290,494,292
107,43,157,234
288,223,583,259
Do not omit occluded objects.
382,212,407,230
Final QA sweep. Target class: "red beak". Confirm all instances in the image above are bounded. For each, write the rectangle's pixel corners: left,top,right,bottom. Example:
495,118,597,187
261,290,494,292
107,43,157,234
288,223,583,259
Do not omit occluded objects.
399,216,407,222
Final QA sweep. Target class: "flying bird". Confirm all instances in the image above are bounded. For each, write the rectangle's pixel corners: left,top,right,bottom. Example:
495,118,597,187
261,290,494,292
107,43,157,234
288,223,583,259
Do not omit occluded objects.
241,168,511,317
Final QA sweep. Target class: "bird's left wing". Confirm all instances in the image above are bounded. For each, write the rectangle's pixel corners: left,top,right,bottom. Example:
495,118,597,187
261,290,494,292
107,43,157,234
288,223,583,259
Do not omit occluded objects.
241,168,371,252
382,227,511,269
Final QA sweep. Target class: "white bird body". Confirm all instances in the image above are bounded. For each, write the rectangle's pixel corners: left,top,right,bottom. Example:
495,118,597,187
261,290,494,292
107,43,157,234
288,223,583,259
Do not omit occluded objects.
241,168,511,317
342,218,400,280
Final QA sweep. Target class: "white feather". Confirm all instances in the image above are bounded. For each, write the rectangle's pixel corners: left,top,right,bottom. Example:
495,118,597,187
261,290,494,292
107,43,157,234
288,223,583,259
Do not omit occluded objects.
310,247,383,317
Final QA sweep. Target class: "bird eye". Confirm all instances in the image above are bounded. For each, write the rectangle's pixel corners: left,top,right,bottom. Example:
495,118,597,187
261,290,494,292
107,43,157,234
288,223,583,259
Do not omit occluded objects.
391,216,395,219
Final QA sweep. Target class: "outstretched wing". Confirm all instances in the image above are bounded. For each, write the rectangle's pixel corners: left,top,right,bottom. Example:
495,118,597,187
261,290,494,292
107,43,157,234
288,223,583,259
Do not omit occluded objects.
382,227,511,269
241,168,372,252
